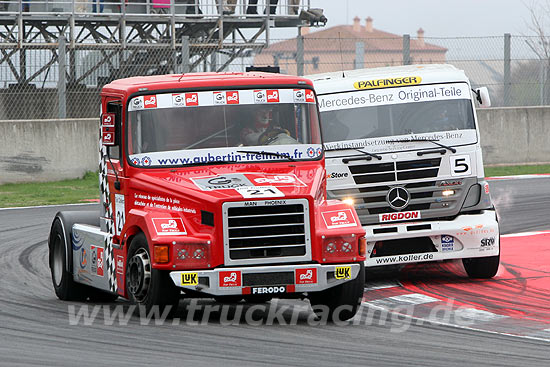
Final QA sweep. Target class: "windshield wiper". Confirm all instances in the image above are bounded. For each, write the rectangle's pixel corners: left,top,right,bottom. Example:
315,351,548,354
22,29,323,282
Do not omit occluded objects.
236,150,296,161
387,138,457,154
325,146,382,163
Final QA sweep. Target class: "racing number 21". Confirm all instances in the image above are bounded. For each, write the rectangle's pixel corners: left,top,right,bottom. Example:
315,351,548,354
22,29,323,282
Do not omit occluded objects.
236,186,284,198
450,155,471,176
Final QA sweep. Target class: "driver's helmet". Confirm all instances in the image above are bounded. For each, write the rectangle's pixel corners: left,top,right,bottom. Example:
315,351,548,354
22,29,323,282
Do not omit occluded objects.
240,106,273,145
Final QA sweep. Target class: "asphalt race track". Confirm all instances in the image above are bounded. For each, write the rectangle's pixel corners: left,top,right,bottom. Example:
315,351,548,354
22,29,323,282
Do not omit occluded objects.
0,177,549,366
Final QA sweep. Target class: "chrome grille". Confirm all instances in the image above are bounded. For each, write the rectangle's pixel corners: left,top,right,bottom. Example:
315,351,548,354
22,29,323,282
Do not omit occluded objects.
223,199,311,266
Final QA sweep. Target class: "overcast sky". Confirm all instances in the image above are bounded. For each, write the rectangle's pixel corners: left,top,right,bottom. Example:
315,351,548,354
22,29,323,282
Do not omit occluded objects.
299,0,546,37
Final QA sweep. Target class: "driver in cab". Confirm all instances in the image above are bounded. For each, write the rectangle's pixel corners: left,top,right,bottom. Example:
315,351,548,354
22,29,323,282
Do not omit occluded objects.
240,106,294,146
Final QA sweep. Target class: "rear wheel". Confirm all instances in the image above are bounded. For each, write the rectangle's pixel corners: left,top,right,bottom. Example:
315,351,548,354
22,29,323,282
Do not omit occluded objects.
463,253,500,278
126,233,180,318
308,263,365,322
49,219,87,301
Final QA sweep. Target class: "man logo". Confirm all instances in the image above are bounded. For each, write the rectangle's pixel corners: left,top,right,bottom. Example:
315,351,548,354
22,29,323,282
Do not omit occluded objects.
181,273,198,286
335,266,351,280
386,186,410,210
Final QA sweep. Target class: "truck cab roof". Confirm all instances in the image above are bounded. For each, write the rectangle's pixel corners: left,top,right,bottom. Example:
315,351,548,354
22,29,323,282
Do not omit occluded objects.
308,64,470,95
101,72,314,98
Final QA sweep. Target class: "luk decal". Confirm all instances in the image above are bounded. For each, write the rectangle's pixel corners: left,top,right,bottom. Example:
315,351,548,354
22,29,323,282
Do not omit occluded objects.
226,91,240,104
116,255,124,275
441,235,454,252
192,174,254,191
353,76,422,90
321,209,357,229
172,93,185,107
293,89,306,102
335,266,351,280
152,218,187,235
185,93,199,106
219,271,241,287
295,268,317,285
213,91,226,104
251,286,286,295
90,245,104,276
181,272,198,286
379,210,421,223
144,95,157,109
254,90,267,103
266,90,279,103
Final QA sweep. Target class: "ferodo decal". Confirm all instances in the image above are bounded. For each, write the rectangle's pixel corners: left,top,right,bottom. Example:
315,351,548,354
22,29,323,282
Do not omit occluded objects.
295,268,317,285
251,286,286,295
354,76,422,90
379,210,421,223
219,271,242,287
152,218,187,235
335,266,351,280
181,273,198,286
321,209,357,229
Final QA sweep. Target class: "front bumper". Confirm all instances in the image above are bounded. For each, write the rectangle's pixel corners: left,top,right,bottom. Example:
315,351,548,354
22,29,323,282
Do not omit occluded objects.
169,263,360,297
365,209,500,267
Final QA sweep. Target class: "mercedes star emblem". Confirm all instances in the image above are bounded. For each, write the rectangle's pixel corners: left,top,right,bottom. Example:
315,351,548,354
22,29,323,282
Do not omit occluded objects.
386,186,410,210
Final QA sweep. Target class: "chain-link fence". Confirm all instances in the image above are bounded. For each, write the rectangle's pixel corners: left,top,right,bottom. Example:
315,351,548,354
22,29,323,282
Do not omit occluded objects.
2,32,550,120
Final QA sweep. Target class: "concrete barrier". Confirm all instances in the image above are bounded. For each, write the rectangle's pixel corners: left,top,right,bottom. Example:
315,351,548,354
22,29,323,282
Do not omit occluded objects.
477,107,550,166
0,119,99,184
0,107,548,184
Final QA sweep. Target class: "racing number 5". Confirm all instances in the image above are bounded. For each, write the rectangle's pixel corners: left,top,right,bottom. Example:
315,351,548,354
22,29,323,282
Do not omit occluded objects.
450,155,471,176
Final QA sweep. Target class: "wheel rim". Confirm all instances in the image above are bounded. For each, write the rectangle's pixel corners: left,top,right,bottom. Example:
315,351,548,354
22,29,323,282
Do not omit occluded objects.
126,248,151,302
52,233,64,287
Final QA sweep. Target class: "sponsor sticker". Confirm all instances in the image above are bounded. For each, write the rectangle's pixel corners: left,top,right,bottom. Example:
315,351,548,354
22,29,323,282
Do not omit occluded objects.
102,113,115,127
131,96,144,110
327,171,349,180
305,90,315,103
251,286,286,295
254,90,266,103
248,173,306,187
192,174,254,191
101,126,115,146
226,91,240,104
295,268,317,285
152,218,187,235
144,95,157,109
379,210,421,223
116,255,124,275
481,237,496,247
90,245,104,276
321,209,357,229
441,235,454,252
181,273,198,286
219,271,242,287
266,90,280,103
353,76,422,90
335,266,351,280
213,91,226,104
185,93,199,106
293,89,306,102
172,93,185,107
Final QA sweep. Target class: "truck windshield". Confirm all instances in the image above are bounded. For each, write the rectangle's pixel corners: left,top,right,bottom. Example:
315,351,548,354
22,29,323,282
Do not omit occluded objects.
127,89,321,167
318,82,477,150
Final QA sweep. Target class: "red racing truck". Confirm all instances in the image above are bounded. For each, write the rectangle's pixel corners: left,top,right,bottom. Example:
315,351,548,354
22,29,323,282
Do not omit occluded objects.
48,72,366,321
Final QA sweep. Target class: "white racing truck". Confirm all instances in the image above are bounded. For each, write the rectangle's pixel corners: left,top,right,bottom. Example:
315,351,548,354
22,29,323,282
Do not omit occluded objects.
309,64,500,278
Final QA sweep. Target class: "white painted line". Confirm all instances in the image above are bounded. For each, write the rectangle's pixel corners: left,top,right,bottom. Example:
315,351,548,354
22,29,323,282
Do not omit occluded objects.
487,174,550,180
362,302,550,343
365,280,401,290
502,231,550,238
452,308,508,322
370,293,440,308
0,202,97,211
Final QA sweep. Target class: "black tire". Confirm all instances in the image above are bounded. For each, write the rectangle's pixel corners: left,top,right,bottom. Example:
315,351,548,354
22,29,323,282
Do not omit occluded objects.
462,253,500,279
87,288,119,303
308,263,365,322
48,219,88,301
126,233,181,318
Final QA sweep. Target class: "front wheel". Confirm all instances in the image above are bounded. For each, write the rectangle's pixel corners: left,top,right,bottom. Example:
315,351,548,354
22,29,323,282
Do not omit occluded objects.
126,233,181,318
308,263,365,322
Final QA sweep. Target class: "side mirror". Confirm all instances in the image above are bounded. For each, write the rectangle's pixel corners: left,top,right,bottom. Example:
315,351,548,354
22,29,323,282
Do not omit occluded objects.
475,87,491,108
101,113,117,146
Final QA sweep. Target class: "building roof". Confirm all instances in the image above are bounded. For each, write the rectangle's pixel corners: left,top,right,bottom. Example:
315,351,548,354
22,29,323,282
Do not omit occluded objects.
263,21,447,54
